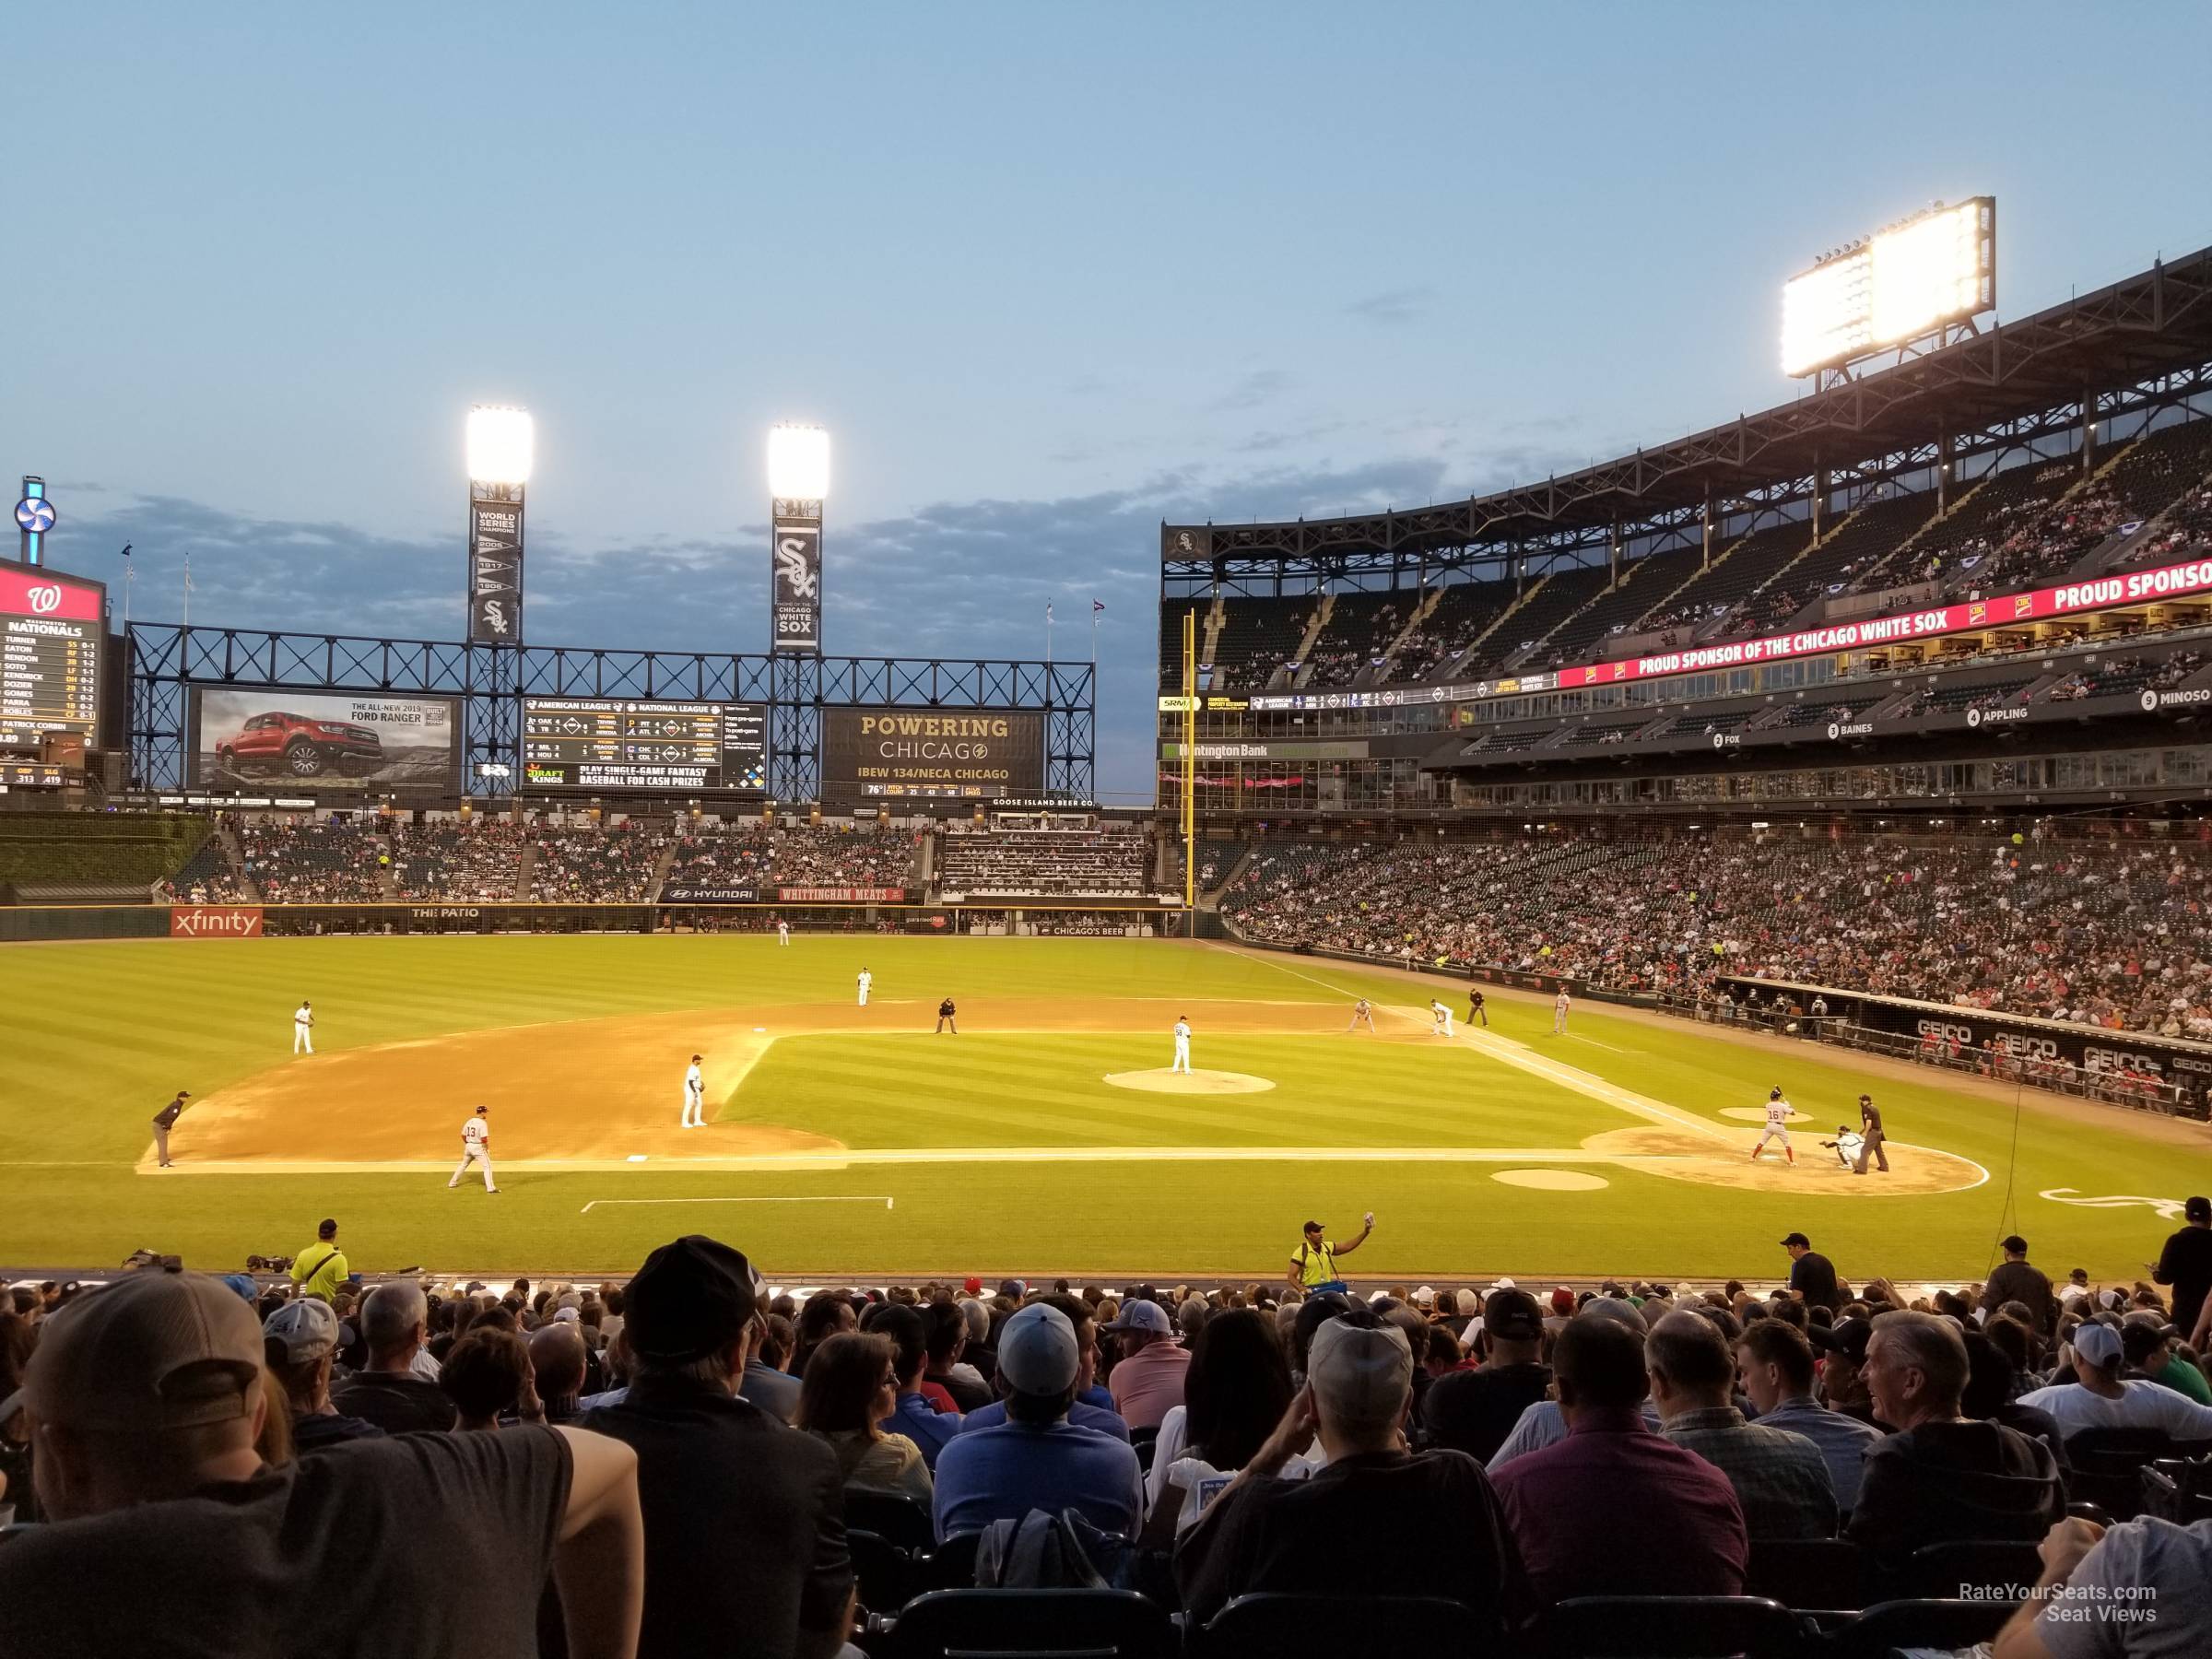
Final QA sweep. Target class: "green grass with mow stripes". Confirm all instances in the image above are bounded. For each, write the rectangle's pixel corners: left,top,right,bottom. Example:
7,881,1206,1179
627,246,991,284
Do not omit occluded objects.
0,934,2196,1280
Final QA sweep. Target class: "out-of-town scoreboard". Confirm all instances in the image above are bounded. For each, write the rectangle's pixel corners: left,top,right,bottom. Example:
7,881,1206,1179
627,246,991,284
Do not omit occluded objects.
520,697,767,792
0,566,102,751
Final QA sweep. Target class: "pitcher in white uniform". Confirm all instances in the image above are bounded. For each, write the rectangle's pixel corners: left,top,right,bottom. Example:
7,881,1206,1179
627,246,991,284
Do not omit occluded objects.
1749,1088,1796,1165
449,1104,498,1192
1171,1016,1192,1074
682,1053,706,1128
293,998,315,1054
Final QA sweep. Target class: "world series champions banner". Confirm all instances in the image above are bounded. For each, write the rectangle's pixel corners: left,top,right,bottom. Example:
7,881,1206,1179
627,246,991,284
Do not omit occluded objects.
467,494,524,644
771,501,822,653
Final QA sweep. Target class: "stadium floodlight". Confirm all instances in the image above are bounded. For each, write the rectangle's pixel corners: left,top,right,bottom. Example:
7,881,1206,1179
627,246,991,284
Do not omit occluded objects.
466,406,535,486
768,422,830,501
1782,198,1994,377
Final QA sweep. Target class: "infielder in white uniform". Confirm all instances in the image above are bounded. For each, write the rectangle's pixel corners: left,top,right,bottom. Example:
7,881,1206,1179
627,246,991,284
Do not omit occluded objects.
1552,989,1571,1034
777,919,790,946
857,968,873,1007
1430,998,1454,1037
1171,1016,1192,1074
449,1104,498,1192
1749,1088,1797,1165
682,1053,706,1128
293,999,315,1054
1347,998,1375,1033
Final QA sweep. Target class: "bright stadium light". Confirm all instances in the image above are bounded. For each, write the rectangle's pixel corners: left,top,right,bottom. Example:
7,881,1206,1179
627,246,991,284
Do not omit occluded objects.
768,422,830,501
466,405,535,486
1782,198,1994,378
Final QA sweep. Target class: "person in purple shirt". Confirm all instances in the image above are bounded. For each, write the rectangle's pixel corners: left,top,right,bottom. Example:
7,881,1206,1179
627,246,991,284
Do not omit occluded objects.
1489,1313,1747,1603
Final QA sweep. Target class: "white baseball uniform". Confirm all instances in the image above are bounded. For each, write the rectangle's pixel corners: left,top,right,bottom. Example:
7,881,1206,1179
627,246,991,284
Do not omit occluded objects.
1347,1000,1374,1031
293,1003,315,1054
1430,1001,1454,1037
1754,1097,1794,1153
1552,991,1571,1034
1171,1019,1192,1074
682,1061,705,1128
1827,1128,1865,1168
857,970,873,1007
449,1114,495,1191
777,921,790,946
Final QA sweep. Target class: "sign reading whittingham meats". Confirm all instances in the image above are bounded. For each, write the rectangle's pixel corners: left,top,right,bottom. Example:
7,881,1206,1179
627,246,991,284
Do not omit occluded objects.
191,688,458,790
1247,555,2212,711
822,708,1044,805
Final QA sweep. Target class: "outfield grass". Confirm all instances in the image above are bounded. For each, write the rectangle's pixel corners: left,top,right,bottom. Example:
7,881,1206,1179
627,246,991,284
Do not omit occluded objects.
1,934,2196,1280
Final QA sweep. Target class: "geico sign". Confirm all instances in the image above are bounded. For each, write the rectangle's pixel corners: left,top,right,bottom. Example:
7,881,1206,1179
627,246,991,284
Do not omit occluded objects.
170,905,265,938
2082,1046,2166,1077
1914,1018,1976,1044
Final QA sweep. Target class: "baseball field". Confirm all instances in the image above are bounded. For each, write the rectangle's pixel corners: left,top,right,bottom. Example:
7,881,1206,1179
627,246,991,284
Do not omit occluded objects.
3,934,2201,1283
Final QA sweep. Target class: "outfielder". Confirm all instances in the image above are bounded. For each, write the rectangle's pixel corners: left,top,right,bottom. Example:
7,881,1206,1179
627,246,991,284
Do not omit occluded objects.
777,919,790,946
1430,998,1454,1037
1171,1015,1192,1074
1748,1087,1797,1165
1347,998,1375,1033
1854,1092,1890,1174
682,1053,706,1128
449,1104,498,1193
1551,988,1571,1034
857,967,873,1007
293,998,316,1054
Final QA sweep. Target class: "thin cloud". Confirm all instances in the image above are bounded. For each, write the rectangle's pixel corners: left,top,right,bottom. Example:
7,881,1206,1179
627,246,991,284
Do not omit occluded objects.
1346,285,1437,325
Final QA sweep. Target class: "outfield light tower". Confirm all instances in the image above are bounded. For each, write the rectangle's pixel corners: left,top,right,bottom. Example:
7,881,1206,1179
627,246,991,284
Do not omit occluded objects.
465,406,534,802
767,423,829,806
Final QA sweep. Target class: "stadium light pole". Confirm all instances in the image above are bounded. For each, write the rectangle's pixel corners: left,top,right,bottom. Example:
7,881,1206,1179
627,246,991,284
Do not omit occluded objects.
768,423,829,807
465,406,533,807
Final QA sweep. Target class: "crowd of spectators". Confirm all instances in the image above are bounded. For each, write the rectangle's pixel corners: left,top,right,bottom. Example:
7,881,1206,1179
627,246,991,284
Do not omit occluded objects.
1928,481,2136,603
1221,830,2212,1037
392,818,524,900
160,834,248,902
236,820,388,903
6,1206,2211,1653
939,821,1155,899
529,823,673,902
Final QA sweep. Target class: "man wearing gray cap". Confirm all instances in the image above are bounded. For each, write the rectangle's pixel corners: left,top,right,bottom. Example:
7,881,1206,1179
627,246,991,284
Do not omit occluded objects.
933,1301,1143,1543
0,1267,646,1659
2017,1320,2212,1440
1175,1314,1526,1628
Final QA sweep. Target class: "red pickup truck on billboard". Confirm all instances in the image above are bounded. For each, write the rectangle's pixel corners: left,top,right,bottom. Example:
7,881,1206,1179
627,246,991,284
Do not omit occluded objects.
213,711,386,780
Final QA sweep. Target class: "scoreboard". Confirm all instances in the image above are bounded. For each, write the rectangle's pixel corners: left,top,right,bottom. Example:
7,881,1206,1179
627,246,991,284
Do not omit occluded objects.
1,568,102,752
521,697,767,792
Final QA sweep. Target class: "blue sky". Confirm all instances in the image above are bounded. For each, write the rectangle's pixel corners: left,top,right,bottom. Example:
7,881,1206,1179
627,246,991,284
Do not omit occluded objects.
10,5,2210,800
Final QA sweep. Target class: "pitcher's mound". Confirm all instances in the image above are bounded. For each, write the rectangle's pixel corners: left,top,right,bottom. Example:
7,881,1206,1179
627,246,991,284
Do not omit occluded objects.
1104,1068,1276,1095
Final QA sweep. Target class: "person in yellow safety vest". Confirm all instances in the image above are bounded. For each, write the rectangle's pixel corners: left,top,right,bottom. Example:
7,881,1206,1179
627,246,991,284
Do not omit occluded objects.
1288,1213,1374,1295
289,1218,348,1302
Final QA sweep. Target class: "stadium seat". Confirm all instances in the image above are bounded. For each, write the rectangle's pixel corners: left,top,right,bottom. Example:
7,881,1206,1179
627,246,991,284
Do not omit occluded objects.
1128,1424,1160,1474
850,1527,919,1616
2064,1429,2176,1521
1743,1537,1874,1612
1534,1595,1804,1658
846,1488,936,1552
2141,1456,2212,1524
1824,1598,2018,1657
920,1529,984,1590
1899,1539,2041,1602
1192,1593,1501,1659
879,1589,1177,1658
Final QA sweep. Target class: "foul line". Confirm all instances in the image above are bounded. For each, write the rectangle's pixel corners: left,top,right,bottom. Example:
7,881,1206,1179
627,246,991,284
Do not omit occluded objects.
580,1195,895,1215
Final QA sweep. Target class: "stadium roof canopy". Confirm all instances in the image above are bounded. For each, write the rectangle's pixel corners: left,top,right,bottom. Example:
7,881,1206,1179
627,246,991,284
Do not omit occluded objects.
1163,243,2212,574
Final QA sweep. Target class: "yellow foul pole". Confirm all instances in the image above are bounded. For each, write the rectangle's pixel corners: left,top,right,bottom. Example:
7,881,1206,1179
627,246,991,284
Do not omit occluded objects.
1182,608,1196,912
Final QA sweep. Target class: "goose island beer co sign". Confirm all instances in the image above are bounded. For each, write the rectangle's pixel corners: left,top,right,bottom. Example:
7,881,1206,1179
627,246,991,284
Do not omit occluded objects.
822,707,1045,804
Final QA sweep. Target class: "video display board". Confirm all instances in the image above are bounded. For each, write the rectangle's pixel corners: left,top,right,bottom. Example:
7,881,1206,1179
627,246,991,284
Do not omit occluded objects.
191,688,458,791
1,566,102,751
521,697,767,792
822,707,1043,804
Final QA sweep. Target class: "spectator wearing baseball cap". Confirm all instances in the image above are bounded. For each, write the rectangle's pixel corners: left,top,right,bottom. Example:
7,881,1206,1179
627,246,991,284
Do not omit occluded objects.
1102,1296,1191,1431
262,1296,383,1453
1807,1316,1880,1424
2152,1194,2212,1347
0,1268,644,1659
1422,1287,1552,1465
932,1301,1143,1542
1980,1236,2056,1335
2018,1318,2212,1440
1176,1314,1528,1629
1780,1233,1841,1312
959,1294,1129,1443
577,1236,854,1659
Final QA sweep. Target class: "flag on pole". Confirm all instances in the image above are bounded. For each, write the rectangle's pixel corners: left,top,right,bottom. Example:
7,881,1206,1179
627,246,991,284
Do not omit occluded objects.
1045,602,1053,622
1092,599,1104,613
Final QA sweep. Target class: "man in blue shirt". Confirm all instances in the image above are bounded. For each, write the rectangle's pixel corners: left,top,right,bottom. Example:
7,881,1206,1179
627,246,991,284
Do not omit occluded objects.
873,1303,963,1469
959,1294,1131,1442
932,1302,1144,1542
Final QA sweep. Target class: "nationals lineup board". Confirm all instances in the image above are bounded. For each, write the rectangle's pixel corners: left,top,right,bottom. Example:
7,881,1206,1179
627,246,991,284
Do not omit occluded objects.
1,567,103,752
521,697,767,792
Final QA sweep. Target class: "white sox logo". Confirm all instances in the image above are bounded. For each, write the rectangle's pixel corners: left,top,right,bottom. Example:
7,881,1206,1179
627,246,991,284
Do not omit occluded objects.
27,584,63,615
480,600,510,636
775,536,818,600
2039,1188,2192,1221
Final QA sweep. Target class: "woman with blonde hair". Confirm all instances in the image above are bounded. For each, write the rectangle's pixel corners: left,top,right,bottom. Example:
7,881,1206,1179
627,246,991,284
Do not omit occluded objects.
794,1332,931,1501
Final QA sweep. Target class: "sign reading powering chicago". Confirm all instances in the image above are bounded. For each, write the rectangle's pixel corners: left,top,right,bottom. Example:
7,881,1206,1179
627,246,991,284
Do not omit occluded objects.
822,708,1044,805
